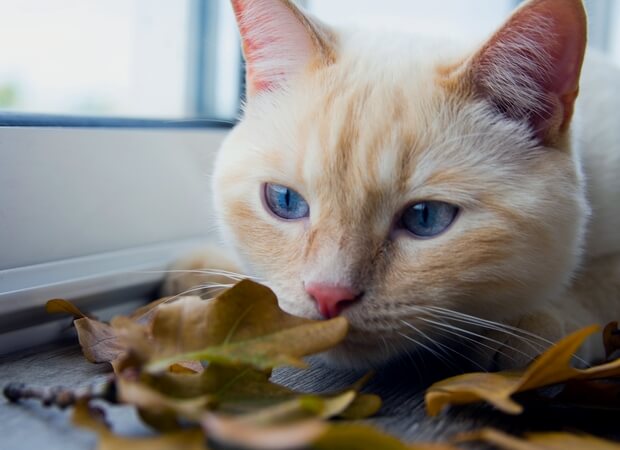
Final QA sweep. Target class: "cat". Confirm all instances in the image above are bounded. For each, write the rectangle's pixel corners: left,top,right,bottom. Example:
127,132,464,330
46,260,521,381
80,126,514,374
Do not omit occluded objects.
166,0,620,371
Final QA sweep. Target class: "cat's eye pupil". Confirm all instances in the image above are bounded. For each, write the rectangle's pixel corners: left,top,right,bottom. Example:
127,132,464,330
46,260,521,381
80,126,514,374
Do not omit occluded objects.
402,201,458,238
264,183,309,220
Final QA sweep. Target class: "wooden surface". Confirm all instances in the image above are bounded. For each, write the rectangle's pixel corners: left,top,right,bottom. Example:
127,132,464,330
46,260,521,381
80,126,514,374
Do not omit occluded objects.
1,343,619,449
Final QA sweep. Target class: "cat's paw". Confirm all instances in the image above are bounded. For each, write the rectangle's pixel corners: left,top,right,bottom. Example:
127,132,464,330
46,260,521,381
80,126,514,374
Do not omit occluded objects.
160,245,243,297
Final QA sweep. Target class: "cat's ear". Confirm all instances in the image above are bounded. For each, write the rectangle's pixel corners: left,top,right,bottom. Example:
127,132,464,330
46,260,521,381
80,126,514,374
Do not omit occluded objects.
465,0,587,146
231,0,335,97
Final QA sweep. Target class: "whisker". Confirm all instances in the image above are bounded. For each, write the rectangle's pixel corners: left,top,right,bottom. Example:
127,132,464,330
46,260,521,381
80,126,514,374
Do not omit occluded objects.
405,304,590,367
133,281,233,317
425,306,554,347
401,320,489,372
425,311,547,354
134,268,260,281
420,318,519,365
418,317,538,361
397,331,461,372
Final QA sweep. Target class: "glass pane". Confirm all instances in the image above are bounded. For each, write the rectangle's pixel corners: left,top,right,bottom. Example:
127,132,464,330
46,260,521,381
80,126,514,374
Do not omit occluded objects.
306,0,515,41
610,1,620,64
0,0,191,118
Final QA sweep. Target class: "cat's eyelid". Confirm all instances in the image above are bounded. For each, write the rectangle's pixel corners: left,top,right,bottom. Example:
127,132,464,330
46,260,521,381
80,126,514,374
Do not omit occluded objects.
262,180,308,198
403,188,480,210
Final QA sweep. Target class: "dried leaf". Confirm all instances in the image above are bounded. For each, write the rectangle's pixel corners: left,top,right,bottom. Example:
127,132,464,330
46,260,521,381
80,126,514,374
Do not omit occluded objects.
124,280,347,373
147,317,348,372
203,413,326,450
45,298,125,365
116,377,210,423
73,400,207,450
74,317,125,364
201,387,373,448
311,424,458,450
51,279,389,449
456,428,620,450
170,361,204,374
555,379,620,408
604,322,620,360
426,325,620,415
45,299,89,318
337,393,382,419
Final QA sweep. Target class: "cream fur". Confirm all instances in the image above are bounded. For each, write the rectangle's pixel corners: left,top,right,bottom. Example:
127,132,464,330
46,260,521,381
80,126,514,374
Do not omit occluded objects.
172,0,620,370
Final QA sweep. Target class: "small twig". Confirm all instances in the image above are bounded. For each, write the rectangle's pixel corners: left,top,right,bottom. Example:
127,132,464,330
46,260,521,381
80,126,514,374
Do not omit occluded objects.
3,376,117,409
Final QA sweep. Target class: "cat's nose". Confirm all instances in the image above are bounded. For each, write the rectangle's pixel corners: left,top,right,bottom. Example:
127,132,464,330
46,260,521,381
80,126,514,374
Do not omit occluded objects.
304,282,361,318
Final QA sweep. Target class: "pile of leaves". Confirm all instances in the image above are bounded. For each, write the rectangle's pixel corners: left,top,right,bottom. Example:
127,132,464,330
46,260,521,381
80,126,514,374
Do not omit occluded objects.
5,279,620,449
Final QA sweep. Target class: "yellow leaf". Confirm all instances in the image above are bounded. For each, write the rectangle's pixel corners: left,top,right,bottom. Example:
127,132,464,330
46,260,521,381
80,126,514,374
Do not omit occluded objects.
312,424,458,450
426,325,620,415
456,428,620,450
337,393,383,419
45,299,88,318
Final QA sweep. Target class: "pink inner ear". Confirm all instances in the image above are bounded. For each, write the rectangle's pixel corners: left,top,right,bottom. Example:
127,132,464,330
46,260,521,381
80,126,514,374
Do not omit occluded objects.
473,0,587,142
232,0,317,96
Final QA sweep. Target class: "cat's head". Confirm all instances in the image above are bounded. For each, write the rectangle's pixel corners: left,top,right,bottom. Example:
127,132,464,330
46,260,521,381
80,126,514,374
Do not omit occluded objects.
213,0,589,368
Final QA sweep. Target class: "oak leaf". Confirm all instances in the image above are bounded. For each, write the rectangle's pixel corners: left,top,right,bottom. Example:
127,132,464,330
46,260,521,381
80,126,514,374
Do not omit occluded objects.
426,325,620,415
312,424,459,450
456,427,620,450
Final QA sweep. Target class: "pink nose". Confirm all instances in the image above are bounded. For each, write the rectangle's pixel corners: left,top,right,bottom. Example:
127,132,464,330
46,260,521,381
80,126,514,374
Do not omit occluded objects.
305,283,360,318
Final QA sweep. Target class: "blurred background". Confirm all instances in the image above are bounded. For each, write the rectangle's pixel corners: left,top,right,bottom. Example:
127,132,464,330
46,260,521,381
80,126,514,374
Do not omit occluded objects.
1,0,618,122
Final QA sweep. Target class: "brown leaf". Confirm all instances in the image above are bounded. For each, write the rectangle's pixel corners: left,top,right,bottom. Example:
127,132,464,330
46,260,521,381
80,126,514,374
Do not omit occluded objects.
456,428,620,450
114,280,348,372
604,322,620,361
192,279,313,345
72,400,208,450
311,424,458,450
337,393,382,419
169,361,204,374
426,325,620,415
45,298,123,365
554,379,620,408
75,317,125,364
147,317,348,372
201,389,374,448
62,279,386,449
116,377,210,423
203,413,326,450
45,299,89,318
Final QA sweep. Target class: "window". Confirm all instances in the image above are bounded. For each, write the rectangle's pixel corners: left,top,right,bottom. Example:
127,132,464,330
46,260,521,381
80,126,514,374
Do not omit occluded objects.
0,0,241,121
306,0,517,40
1,0,618,124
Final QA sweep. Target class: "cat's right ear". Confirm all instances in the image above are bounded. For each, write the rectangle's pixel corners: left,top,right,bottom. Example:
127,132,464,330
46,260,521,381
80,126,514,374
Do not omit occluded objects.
231,0,335,98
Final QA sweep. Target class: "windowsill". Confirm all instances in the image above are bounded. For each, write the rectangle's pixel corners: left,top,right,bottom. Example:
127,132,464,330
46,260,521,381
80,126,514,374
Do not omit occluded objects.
0,112,235,129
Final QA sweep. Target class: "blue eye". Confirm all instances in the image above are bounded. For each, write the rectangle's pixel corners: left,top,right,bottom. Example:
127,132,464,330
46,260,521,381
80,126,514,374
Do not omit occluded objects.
401,201,458,238
264,183,309,220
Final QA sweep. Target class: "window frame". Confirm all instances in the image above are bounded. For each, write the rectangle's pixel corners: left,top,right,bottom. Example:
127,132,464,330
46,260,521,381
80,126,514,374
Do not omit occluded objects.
0,112,235,129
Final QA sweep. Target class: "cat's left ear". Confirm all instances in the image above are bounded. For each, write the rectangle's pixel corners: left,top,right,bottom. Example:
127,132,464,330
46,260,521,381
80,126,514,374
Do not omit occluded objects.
231,0,335,98
461,0,587,146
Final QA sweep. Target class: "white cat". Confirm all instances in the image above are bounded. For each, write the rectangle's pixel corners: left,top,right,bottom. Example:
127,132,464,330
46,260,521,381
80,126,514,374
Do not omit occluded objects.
169,0,620,370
